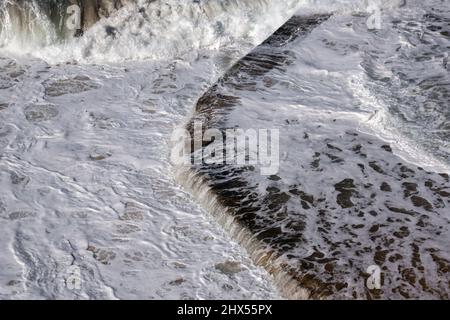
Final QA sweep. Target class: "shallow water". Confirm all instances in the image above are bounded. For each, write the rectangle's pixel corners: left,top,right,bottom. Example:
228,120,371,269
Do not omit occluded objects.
0,0,449,299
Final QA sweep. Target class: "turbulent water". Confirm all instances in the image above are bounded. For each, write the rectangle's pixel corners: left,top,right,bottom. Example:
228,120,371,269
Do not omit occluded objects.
0,0,449,299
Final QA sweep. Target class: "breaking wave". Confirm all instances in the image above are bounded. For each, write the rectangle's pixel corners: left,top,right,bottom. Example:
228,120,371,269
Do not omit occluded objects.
0,0,309,62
